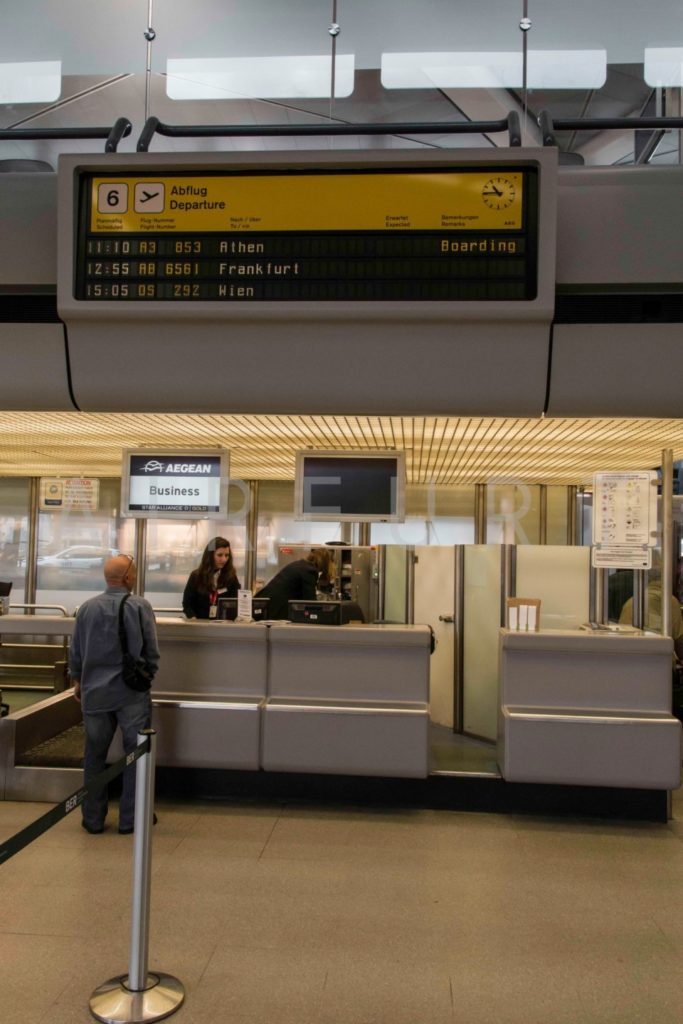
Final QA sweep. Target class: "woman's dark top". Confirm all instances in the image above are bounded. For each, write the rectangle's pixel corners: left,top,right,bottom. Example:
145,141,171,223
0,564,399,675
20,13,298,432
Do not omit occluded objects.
256,559,319,619
182,570,240,619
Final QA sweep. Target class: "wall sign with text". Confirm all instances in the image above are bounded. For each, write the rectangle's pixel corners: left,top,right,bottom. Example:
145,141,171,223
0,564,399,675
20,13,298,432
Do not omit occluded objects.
39,477,100,511
591,470,658,570
121,449,229,519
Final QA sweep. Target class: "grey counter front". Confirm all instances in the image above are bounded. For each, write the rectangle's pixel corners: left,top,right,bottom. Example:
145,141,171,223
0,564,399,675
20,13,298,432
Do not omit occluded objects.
263,624,431,778
1,616,432,788
498,628,681,789
152,618,269,770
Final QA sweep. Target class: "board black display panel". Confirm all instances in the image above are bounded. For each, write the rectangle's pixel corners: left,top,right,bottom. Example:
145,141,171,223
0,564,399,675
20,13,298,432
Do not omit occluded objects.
295,451,406,522
74,167,540,303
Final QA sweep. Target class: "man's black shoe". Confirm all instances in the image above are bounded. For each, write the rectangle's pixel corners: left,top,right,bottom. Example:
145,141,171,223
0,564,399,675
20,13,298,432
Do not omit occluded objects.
81,820,104,835
119,813,157,835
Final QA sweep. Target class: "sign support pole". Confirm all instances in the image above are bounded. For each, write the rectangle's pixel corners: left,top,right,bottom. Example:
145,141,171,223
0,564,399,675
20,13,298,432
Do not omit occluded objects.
89,730,185,1023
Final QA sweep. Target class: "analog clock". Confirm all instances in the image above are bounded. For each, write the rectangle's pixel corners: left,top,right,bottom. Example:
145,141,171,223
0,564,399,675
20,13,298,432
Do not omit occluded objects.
481,176,516,210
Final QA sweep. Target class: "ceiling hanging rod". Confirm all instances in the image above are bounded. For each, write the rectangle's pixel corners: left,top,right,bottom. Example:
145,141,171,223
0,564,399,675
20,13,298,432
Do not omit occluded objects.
136,111,522,152
0,118,132,153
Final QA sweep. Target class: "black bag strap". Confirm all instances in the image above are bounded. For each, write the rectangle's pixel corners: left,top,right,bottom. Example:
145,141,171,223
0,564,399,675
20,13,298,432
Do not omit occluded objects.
118,593,132,656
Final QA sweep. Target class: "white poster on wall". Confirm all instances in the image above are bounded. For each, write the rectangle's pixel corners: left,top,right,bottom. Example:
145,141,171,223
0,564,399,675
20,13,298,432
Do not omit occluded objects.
39,477,100,511
591,470,658,569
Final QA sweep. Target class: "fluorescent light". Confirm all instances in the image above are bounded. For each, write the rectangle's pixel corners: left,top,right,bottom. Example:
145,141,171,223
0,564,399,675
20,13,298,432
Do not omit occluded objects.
0,60,61,103
381,50,606,90
644,48,683,87
166,54,354,100
382,51,520,90
527,50,606,89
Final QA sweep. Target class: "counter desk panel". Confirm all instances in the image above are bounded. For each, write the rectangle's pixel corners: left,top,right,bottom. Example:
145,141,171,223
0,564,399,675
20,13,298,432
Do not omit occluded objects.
263,624,432,777
498,628,681,789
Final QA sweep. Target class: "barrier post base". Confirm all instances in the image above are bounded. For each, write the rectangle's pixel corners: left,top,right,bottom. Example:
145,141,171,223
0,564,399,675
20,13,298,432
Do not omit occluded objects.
90,972,185,1023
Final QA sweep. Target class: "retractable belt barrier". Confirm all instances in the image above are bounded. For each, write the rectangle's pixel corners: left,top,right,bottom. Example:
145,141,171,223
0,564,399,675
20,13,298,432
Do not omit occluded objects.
0,738,150,866
0,729,185,1023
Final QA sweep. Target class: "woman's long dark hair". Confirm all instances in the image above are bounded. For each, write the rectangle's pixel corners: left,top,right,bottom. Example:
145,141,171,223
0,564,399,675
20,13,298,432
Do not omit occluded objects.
307,547,335,584
193,536,238,593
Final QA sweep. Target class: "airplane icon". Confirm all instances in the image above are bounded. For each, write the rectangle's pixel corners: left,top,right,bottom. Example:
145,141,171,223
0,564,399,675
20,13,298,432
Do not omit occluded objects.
134,182,164,213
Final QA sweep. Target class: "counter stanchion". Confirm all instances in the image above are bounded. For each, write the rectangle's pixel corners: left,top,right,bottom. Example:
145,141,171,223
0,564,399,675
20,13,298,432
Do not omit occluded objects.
89,729,185,1024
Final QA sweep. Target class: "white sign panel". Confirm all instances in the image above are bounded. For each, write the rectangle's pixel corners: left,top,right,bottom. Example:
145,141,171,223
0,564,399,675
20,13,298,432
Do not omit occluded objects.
592,469,658,570
40,477,100,511
122,449,228,519
592,546,652,570
592,471,658,547
236,589,253,622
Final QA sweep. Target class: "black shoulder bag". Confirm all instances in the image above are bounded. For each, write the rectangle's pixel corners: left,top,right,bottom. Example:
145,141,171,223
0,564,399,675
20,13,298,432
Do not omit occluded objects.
118,593,154,692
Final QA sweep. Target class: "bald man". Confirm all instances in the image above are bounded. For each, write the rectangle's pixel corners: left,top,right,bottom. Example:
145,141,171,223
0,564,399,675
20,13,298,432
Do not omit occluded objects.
69,554,160,834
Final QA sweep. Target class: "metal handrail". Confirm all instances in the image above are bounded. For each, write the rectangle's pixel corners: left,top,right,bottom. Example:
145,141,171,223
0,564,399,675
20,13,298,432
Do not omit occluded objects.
0,117,132,153
9,603,69,616
136,111,523,152
538,109,683,146
0,603,70,685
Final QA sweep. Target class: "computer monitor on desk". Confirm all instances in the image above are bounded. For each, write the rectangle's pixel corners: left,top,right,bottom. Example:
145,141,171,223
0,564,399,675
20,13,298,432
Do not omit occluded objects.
288,600,365,625
217,597,270,621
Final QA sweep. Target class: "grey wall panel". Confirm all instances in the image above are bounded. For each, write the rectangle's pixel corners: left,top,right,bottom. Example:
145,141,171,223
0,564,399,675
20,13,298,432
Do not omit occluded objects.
0,323,74,409
547,323,683,417
557,167,683,286
66,319,551,415
0,174,57,286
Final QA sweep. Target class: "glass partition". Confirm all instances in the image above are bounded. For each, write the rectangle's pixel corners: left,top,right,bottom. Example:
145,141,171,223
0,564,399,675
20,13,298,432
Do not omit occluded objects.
546,485,570,545
0,478,30,607
144,482,248,609
256,480,342,587
372,484,475,546
382,545,408,624
462,545,502,741
35,479,133,615
4,0,683,167
488,484,541,544
515,545,591,630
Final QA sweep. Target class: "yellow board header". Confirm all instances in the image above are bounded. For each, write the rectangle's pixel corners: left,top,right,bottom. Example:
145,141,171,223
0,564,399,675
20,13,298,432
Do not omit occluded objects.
89,170,525,234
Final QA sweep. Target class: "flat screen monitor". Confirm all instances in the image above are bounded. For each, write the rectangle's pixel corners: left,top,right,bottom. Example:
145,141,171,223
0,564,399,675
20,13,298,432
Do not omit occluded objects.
121,448,229,519
295,450,405,523
218,597,270,621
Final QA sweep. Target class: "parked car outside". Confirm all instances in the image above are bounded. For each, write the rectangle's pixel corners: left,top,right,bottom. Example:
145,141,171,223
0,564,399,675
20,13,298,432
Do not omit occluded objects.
36,546,119,570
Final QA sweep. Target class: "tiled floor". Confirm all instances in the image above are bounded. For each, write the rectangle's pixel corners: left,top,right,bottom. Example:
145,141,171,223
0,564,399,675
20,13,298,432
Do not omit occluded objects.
2,788,683,1024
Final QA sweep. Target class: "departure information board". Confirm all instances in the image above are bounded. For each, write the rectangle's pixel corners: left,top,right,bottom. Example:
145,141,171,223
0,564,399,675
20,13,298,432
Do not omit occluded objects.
74,167,539,302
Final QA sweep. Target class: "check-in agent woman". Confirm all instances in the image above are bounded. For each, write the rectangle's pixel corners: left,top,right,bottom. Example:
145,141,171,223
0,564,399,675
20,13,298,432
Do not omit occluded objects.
182,536,240,619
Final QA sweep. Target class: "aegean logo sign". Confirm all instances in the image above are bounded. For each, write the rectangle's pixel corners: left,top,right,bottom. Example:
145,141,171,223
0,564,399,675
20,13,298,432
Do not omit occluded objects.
136,458,218,475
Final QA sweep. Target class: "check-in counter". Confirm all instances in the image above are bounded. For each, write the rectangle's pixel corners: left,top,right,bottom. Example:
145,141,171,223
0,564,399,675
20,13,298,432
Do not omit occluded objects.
263,624,431,778
2,616,431,797
498,628,682,789
151,618,269,770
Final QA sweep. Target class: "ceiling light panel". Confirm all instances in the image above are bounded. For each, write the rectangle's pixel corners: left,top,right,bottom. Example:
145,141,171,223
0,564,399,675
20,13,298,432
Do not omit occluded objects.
381,50,606,90
644,48,683,87
166,55,355,100
0,60,61,103
0,413,680,487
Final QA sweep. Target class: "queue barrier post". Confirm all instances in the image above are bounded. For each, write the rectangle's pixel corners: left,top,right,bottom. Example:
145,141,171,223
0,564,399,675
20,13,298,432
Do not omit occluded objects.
89,729,185,1023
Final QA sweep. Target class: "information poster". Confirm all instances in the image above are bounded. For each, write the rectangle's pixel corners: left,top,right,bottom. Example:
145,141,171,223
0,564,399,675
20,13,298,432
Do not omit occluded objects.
591,470,657,569
39,478,100,511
